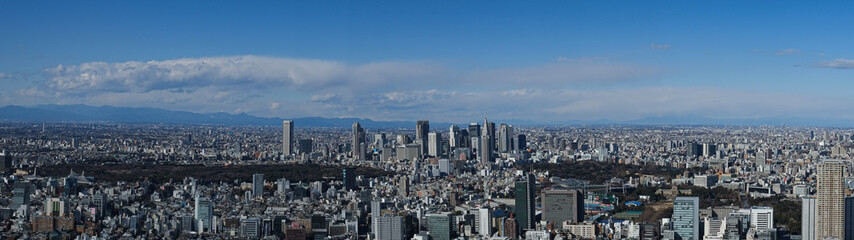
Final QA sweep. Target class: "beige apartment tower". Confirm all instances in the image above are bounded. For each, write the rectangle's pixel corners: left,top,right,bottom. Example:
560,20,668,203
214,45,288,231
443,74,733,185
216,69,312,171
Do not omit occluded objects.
817,159,847,240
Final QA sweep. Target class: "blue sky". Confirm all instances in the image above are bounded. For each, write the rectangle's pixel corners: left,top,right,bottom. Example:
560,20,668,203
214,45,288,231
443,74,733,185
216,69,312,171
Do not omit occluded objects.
2,1,854,122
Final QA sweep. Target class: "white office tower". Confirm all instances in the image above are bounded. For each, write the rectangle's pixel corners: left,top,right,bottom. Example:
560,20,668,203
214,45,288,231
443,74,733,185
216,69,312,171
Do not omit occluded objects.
802,197,817,240
282,120,294,156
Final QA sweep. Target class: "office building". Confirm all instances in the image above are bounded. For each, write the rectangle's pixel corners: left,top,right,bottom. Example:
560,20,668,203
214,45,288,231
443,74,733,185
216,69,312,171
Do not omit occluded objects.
515,173,536,233
0,150,11,173
427,212,453,240
13,181,30,210
297,139,312,154
803,197,817,240
514,134,527,152
352,122,365,160
195,196,214,232
242,217,261,238
428,132,441,157
376,215,405,240
498,124,513,153
672,196,699,240
818,159,847,240
749,206,773,231
343,167,357,190
253,173,264,198
282,120,294,156
476,208,492,236
542,189,584,225
417,120,430,155
846,197,854,240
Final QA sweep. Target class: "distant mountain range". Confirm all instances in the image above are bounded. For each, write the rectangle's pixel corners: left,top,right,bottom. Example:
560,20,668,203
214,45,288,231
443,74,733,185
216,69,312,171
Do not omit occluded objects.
0,104,852,127
0,104,430,128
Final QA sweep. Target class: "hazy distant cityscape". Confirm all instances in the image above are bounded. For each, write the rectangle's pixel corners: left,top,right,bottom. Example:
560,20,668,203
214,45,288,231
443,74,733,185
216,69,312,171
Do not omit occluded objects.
1,116,852,239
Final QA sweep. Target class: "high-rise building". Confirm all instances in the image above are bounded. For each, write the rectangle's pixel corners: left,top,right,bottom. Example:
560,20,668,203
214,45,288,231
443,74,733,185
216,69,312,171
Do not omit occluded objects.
399,176,409,197
282,120,294,156
515,173,536,233
449,125,460,148
377,215,405,240
352,122,365,160
845,197,854,240
0,150,12,173
513,134,527,152
13,181,30,210
343,167,357,190
482,119,495,161
253,173,264,198
297,139,313,155
672,196,699,240
44,198,69,217
803,197,817,240
416,120,430,156
818,159,847,240
195,196,214,232
428,132,441,157
477,208,492,237
541,189,584,225
427,213,453,240
498,124,513,153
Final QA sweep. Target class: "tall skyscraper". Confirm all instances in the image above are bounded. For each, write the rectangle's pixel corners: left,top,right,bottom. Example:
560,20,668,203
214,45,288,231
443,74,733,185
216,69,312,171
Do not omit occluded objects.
416,120,430,156
515,173,536,233
481,118,496,162
845,197,854,240
477,207,492,236
428,132,441,157
195,196,214,232
352,122,365,160
498,124,513,153
13,181,30,210
803,197,817,240
818,159,847,240
0,150,12,173
449,125,460,148
426,212,453,240
282,120,294,156
343,167,357,190
542,189,584,225
252,173,264,198
416,120,430,142
297,139,313,154
673,196,699,240
514,134,527,152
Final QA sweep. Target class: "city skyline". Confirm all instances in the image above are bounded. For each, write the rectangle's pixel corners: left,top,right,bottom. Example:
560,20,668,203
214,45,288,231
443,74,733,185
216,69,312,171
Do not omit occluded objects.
2,1,854,123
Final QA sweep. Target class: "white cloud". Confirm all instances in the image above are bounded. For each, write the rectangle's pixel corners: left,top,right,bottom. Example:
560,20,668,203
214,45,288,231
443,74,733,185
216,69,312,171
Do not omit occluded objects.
43,56,442,95
0,73,12,79
774,48,800,56
817,58,854,69
650,43,671,50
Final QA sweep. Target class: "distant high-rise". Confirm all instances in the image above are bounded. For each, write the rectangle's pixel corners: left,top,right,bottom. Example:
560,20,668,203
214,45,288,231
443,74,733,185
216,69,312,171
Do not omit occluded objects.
0,150,12,173
449,125,460,148
673,196,699,240
242,217,261,238
515,173,536,233
803,197,817,240
542,189,584,225
297,139,313,154
428,132,441,157
818,159,847,240
481,118,496,162
282,120,294,156
252,173,264,198
416,120,430,156
195,196,214,232
498,124,513,153
514,134,527,152
352,122,365,160
343,167,357,190
276,178,290,196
